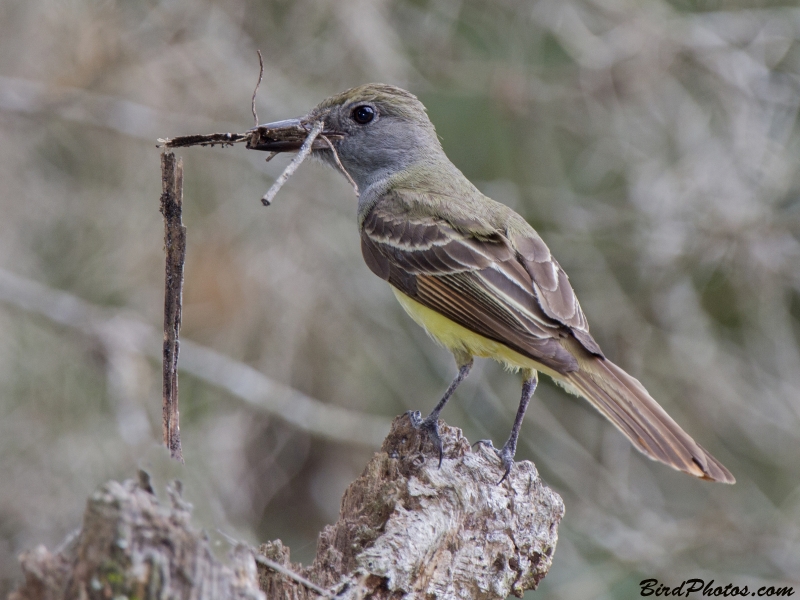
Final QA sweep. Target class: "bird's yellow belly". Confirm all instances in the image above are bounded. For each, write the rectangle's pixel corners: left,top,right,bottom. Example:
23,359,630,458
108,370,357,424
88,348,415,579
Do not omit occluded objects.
391,286,555,377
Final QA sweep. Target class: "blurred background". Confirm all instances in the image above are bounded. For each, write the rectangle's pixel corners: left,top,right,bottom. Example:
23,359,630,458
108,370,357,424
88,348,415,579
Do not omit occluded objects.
1,0,799,597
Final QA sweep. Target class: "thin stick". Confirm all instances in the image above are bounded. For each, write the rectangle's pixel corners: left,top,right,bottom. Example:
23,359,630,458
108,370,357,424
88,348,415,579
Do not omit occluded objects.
321,134,358,194
261,120,324,206
254,555,332,598
160,152,186,463
252,50,264,127
216,530,333,598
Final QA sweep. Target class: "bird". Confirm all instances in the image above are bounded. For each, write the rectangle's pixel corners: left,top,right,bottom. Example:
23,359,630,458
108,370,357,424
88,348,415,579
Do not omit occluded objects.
250,83,735,484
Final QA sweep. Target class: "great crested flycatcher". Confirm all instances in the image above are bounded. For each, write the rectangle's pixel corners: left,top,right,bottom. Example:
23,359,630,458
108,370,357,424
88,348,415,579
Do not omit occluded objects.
251,83,734,484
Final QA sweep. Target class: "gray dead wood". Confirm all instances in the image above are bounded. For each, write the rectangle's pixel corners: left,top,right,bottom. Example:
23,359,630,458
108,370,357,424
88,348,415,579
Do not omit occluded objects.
8,473,264,600
259,414,564,599
9,415,563,600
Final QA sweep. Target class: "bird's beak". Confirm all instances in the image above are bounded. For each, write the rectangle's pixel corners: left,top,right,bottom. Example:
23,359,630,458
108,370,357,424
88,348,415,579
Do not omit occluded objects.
246,117,343,152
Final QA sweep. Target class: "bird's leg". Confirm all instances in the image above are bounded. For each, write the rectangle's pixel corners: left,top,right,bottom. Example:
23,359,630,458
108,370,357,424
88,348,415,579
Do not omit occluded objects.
497,372,537,483
474,370,537,483
410,357,473,467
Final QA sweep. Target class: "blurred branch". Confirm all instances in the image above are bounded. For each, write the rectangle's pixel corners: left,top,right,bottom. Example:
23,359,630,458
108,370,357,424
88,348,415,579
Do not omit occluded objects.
0,268,391,447
0,75,239,142
160,152,186,463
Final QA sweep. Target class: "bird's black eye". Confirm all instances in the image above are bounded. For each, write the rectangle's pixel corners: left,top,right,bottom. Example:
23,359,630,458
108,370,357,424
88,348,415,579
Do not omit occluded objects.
352,105,375,125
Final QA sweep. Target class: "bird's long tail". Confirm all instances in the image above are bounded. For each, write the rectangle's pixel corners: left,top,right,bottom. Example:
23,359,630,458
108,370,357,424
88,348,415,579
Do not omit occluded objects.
558,357,735,483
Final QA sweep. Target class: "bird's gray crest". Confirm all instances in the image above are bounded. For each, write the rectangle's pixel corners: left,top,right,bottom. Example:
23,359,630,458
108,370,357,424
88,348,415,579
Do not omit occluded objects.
306,83,444,194
310,83,434,127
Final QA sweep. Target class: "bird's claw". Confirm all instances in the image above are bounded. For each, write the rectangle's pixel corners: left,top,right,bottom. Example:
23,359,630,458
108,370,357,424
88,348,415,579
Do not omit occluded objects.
496,444,515,484
407,410,423,428
420,417,444,468
473,439,515,484
407,411,444,467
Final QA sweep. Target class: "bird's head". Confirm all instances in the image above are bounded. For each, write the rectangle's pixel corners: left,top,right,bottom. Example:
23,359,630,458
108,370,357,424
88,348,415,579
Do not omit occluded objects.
249,84,444,192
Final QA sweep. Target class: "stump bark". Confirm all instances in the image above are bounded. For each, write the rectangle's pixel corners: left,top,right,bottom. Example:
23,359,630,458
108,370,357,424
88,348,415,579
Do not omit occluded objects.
10,414,564,600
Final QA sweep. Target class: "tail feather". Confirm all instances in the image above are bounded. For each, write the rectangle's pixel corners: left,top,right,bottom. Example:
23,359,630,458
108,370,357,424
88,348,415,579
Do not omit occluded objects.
560,358,735,483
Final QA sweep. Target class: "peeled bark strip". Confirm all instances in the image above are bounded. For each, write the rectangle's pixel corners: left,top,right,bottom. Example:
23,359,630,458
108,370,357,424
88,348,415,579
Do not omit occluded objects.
9,475,264,600
259,414,564,599
160,151,186,463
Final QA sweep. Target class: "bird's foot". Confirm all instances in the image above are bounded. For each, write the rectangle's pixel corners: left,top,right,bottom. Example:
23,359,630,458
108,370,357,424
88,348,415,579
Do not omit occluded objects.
472,439,515,484
407,410,444,467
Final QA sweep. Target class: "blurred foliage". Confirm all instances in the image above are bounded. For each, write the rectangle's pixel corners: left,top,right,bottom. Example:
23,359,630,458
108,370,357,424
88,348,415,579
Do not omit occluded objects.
1,0,799,597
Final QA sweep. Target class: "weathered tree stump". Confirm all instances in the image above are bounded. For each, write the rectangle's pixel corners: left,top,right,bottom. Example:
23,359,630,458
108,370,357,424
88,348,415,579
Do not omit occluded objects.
10,414,564,600
261,414,564,599
9,472,263,600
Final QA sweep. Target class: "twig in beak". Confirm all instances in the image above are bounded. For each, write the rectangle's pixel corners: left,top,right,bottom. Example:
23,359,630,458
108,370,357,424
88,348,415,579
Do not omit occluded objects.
321,135,358,195
261,120,324,206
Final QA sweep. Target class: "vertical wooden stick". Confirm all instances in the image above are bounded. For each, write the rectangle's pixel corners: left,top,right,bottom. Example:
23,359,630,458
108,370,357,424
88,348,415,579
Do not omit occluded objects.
160,152,185,463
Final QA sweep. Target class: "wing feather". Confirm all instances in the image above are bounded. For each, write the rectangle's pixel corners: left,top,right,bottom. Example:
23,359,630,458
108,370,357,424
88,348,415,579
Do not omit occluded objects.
508,230,601,354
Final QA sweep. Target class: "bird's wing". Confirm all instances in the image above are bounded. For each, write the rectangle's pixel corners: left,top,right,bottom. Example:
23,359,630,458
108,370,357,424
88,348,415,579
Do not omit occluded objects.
360,195,599,374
